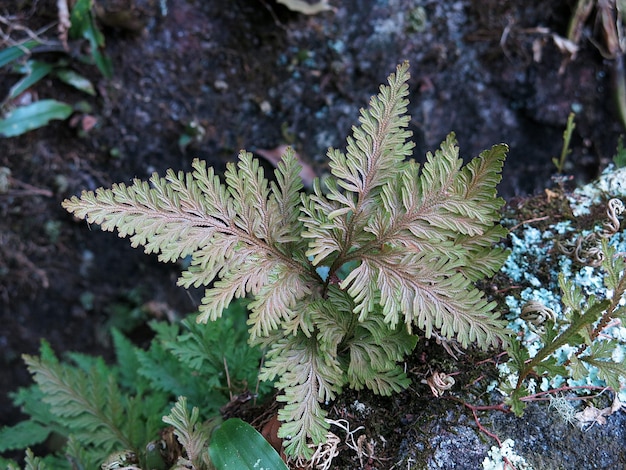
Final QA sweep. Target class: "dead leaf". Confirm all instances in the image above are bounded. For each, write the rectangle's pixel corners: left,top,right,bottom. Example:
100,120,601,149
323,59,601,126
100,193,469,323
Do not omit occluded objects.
261,413,287,460
574,395,624,430
255,144,317,189
423,371,455,397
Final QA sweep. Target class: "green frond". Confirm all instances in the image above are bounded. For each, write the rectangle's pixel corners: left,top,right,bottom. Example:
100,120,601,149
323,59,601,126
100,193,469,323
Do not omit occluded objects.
343,313,414,393
357,314,417,361
162,397,210,469
327,62,414,198
454,225,510,281
225,151,272,239
23,342,134,457
309,287,356,355
0,420,52,454
303,62,415,265
342,252,506,348
419,133,464,196
455,143,507,220
13,449,49,470
195,251,312,330
247,267,313,341
63,162,231,263
135,334,221,411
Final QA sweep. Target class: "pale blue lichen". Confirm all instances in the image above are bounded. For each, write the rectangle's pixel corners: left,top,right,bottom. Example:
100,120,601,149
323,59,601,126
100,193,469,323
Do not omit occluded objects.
482,439,534,470
499,193,626,403
568,165,626,216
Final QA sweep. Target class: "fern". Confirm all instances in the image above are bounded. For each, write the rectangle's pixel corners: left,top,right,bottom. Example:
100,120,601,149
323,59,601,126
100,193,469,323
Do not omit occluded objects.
2,301,263,467
506,239,626,414
22,341,147,461
162,397,211,469
5,449,49,470
62,62,509,457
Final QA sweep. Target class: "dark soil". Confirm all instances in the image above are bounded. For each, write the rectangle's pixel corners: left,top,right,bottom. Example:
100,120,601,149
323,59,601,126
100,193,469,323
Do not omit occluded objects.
2,0,625,468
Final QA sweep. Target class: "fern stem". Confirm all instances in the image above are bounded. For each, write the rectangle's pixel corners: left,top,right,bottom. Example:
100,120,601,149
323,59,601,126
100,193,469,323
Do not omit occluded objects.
515,300,610,389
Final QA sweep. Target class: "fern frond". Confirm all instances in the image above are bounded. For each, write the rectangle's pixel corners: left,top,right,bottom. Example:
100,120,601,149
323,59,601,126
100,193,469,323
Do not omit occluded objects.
261,334,343,458
64,157,315,328
270,147,307,246
454,225,509,281
62,160,232,263
11,449,49,470
454,142,507,223
23,342,134,456
302,62,415,263
327,61,414,198
162,397,210,469
342,251,504,348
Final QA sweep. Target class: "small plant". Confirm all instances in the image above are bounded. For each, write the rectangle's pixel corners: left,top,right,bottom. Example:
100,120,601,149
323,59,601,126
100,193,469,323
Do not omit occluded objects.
62,62,510,457
552,111,576,174
613,135,626,168
501,198,626,415
0,301,272,469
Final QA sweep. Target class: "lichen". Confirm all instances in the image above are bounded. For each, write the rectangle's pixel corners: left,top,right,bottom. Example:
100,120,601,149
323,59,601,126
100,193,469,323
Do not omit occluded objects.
482,439,534,470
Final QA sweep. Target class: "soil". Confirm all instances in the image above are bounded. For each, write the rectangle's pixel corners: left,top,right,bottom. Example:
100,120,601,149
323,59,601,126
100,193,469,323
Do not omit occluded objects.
1,0,626,468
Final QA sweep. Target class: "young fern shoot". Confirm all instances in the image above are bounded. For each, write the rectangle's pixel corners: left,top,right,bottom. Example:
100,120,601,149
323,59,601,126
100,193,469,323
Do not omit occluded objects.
63,62,509,458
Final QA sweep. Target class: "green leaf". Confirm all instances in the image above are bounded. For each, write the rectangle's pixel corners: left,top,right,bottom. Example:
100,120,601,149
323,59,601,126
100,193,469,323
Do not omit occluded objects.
0,40,39,68
506,387,529,416
534,356,568,378
69,0,113,78
55,69,96,95
6,60,53,101
24,341,135,458
162,397,210,469
209,418,288,470
0,100,73,137
0,420,51,452
581,356,626,392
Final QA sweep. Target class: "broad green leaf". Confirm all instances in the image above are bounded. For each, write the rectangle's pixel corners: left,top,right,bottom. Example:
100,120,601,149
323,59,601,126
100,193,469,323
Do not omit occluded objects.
0,100,73,137
55,69,96,95
209,418,288,470
7,61,53,100
0,39,39,68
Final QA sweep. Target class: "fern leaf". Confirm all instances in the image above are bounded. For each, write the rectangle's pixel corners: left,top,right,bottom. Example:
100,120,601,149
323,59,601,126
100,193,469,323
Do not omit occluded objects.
327,61,414,198
580,356,626,392
224,151,273,239
261,334,343,458
453,225,510,281
302,62,415,263
23,342,134,455
454,142,507,223
62,161,231,263
342,251,505,348
270,147,306,246
16,449,48,470
162,397,210,469
0,420,51,453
